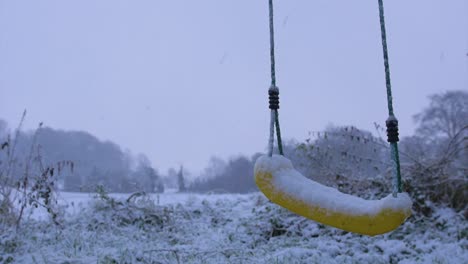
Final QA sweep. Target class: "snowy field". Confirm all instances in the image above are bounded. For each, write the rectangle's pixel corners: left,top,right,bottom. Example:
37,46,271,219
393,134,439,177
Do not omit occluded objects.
2,191,467,264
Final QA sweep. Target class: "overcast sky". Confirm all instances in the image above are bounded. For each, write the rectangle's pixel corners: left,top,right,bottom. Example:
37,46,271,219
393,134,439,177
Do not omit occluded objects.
1,0,467,174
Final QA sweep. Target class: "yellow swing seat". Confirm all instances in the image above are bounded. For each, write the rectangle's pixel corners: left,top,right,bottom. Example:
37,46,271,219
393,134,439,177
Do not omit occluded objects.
254,154,412,236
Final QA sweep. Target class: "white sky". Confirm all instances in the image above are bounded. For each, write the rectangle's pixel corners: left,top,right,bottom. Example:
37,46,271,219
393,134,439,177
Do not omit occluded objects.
1,0,467,174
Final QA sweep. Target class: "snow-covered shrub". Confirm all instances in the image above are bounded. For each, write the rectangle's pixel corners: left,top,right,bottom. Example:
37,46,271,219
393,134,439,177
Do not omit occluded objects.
400,131,467,215
89,186,173,230
285,126,390,199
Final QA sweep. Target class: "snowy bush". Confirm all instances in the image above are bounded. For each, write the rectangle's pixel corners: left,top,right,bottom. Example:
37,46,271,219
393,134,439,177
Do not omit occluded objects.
285,126,391,200
89,186,173,230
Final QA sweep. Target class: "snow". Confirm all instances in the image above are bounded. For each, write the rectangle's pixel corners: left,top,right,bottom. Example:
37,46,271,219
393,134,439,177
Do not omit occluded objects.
255,154,412,215
1,191,467,263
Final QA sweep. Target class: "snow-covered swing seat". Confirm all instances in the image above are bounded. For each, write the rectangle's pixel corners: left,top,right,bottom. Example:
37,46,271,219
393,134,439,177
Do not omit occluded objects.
255,0,412,236
255,155,412,236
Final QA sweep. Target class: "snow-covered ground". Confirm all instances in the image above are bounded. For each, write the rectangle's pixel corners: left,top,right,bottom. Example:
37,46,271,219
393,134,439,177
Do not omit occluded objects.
1,191,467,263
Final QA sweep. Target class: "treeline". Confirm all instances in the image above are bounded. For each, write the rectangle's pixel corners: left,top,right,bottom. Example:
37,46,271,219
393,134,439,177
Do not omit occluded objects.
188,155,258,193
0,123,165,193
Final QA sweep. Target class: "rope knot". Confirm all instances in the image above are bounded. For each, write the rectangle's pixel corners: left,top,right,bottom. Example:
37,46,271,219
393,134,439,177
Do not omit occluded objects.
268,85,280,110
386,115,399,143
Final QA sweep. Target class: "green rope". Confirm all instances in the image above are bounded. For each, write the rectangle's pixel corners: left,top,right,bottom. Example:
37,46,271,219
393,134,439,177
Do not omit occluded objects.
268,110,275,157
377,0,402,195
378,0,394,116
274,110,284,155
269,0,276,87
268,0,284,156
390,143,402,194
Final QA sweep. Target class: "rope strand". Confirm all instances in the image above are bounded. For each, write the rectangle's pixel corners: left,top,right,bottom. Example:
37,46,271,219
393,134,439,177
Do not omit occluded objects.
269,0,276,87
267,0,284,156
378,0,394,116
268,110,275,156
378,0,402,195
275,110,284,155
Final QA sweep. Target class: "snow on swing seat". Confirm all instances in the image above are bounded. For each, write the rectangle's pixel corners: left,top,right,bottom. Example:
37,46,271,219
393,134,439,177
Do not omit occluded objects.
254,155,412,236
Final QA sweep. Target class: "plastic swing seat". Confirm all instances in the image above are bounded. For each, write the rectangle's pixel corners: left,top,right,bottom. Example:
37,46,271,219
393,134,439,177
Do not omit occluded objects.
254,155,412,236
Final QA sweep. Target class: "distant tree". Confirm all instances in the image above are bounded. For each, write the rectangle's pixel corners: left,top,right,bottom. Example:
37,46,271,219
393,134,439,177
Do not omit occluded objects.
146,166,164,193
202,157,226,180
222,156,256,193
131,155,164,193
413,90,467,140
399,90,468,212
162,168,178,189
32,128,133,192
155,178,165,193
189,155,256,193
409,90,467,173
177,166,186,192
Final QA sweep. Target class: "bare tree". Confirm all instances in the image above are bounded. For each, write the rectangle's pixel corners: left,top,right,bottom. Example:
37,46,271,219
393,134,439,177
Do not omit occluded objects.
413,90,468,140
177,166,186,192
402,90,468,212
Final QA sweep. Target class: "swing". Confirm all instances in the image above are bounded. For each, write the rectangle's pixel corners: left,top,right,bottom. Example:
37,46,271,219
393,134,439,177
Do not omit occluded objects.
254,0,412,236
